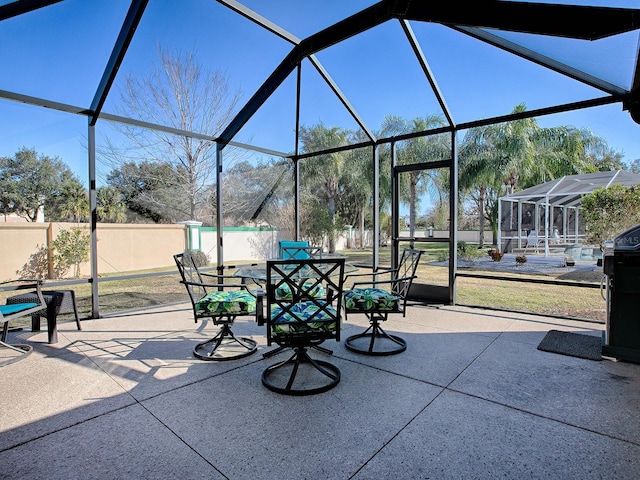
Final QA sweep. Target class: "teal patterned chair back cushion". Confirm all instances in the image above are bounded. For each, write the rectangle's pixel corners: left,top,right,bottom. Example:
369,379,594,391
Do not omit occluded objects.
275,280,324,300
343,287,400,312
195,290,257,316
271,301,337,335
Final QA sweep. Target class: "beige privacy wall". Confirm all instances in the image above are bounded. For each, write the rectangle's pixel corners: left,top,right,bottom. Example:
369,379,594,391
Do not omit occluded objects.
0,223,186,281
1,222,482,281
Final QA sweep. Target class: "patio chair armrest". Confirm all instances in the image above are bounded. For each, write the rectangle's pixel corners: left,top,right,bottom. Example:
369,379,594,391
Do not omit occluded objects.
350,264,395,272
179,279,230,290
0,279,46,322
0,278,45,301
350,274,416,291
0,278,43,287
344,268,395,285
199,271,239,282
218,262,260,270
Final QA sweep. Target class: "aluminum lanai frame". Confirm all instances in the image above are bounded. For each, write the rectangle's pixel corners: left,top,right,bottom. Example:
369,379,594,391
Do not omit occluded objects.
499,170,640,257
1,0,640,316
214,0,640,304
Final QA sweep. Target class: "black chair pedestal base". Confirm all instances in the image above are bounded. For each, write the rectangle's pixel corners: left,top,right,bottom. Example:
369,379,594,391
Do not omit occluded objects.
193,324,257,361
262,341,333,359
262,346,340,396
345,321,407,356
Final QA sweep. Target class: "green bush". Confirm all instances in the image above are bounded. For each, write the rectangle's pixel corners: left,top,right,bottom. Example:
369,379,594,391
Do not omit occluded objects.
435,250,449,262
52,227,90,278
581,185,640,247
185,250,210,268
457,241,484,261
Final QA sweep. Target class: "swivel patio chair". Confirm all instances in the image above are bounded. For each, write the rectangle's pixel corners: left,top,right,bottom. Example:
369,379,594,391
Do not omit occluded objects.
278,240,322,260
342,248,422,356
257,257,345,395
174,253,259,361
1,279,46,365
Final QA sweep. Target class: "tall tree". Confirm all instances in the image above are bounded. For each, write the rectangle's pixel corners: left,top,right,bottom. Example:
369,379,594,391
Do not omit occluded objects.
0,147,77,222
629,158,640,174
381,115,449,245
48,172,89,222
459,104,606,246
340,133,374,248
101,46,242,222
106,161,187,223
97,186,127,223
299,124,349,252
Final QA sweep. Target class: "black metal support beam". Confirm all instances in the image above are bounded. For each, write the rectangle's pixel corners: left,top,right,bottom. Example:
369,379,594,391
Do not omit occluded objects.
400,19,455,128
449,131,458,305
216,1,394,146
0,88,89,115
390,142,398,271
88,122,99,319
218,0,640,147
89,0,148,126
216,143,224,266
294,140,374,161
373,145,380,270
625,35,640,124
308,55,376,142
295,64,302,239
397,0,640,40
455,95,624,131
215,0,299,44
0,0,61,21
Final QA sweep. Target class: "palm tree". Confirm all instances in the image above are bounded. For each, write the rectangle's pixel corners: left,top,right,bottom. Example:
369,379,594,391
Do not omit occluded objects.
299,124,349,252
341,139,373,248
97,186,127,223
459,104,543,246
459,104,605,247
382,115,449,245
55,174,89,223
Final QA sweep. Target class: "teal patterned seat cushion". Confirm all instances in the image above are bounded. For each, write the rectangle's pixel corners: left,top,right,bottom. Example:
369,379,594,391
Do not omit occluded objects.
195,290,256,316
271,301,337,335
343,288,400,312
275,280,324,300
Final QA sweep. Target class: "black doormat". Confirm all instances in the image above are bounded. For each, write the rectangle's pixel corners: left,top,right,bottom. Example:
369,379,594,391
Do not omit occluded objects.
537,330,602,361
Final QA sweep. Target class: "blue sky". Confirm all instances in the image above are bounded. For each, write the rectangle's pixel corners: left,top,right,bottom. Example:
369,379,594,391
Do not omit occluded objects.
1,0,639,188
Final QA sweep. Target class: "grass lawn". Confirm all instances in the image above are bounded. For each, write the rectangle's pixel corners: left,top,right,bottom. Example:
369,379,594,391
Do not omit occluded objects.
340,244,605,322
1,243,605,327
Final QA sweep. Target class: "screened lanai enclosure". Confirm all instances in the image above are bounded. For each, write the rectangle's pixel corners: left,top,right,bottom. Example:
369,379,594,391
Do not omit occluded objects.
1,0,640,319
499,170,640,256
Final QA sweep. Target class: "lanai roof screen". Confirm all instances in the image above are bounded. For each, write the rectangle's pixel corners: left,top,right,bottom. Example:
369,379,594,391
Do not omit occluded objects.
1,1,640,159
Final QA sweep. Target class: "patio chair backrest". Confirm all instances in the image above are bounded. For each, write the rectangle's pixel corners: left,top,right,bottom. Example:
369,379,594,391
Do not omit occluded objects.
264,257,345,347
392,248,423,298
278,240,312,259
174,252,208,307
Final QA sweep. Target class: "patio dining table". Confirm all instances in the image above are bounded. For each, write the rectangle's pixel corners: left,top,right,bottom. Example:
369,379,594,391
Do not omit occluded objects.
233,257,357,286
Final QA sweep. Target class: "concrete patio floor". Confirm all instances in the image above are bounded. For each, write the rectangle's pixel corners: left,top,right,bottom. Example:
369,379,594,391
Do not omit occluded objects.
1,303,640,479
